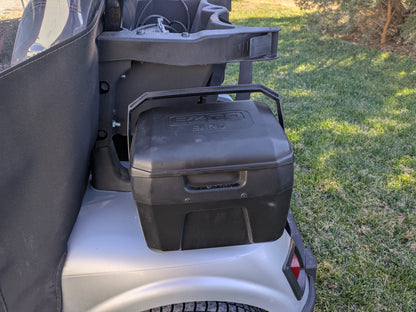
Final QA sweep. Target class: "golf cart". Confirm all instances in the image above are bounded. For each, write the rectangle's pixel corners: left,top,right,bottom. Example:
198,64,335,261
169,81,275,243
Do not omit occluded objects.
0,0,316,311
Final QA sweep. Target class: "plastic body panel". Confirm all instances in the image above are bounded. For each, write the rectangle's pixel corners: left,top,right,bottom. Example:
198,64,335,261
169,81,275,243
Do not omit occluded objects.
92,0,280,191
130,100,294,250
121,0,231,31
62,184,312,312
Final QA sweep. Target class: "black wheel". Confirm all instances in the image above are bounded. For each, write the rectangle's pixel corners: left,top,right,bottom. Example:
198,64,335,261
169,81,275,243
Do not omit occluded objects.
143,301,267,312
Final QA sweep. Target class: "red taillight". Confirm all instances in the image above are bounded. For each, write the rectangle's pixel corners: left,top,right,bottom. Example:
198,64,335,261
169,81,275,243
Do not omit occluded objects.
290,253,301,279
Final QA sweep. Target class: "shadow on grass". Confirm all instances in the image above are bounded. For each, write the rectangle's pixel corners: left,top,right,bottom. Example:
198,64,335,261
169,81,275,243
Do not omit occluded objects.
228,14,416,311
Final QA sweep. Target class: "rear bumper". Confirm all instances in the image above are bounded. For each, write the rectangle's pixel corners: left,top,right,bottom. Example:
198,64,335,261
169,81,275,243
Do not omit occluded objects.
302,269,316,312
286,210,316,312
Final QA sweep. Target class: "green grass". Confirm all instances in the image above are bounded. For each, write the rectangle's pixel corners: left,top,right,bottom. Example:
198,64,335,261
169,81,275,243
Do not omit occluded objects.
226,1,416,311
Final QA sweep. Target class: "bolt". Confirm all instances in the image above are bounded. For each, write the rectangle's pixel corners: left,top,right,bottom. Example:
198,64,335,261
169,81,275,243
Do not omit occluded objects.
240,193,248,199
120,74,126,79
97,130,107,140
99,81,109,94
112,120,121,128
181,32,190,37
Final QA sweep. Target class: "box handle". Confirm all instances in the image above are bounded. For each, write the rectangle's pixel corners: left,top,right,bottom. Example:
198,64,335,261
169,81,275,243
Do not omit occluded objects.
184,171,246,192
127,84,284,158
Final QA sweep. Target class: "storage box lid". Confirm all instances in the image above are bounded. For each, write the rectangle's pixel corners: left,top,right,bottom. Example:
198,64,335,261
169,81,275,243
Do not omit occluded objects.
130,100,293,177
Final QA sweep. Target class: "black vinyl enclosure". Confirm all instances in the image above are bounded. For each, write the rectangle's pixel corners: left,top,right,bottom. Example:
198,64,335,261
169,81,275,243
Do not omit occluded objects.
0,0,103,310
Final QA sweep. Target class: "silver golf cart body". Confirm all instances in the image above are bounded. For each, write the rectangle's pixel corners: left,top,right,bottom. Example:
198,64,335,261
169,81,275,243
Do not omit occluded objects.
62,185,315,311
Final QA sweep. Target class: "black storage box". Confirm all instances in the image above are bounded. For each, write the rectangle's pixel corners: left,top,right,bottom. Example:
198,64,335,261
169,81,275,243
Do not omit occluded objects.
130,99,294,251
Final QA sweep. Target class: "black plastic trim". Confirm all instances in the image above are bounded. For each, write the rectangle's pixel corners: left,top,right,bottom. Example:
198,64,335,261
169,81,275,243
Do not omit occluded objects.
97,27,280,65
302,274,316,312
286,210,316,310
283,240,305,300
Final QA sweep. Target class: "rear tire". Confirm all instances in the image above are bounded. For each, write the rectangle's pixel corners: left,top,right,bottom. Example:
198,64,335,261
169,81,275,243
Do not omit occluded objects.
143,301,267,312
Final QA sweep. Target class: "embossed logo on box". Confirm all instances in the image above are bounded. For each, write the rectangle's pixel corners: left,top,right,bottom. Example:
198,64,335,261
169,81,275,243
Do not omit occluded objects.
168,111,252,132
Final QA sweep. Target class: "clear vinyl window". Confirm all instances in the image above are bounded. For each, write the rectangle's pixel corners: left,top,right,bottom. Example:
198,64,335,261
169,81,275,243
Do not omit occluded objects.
1,0,90,73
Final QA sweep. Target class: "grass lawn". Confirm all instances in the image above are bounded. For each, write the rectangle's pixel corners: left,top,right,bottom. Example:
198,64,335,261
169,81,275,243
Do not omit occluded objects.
226,0,416,311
